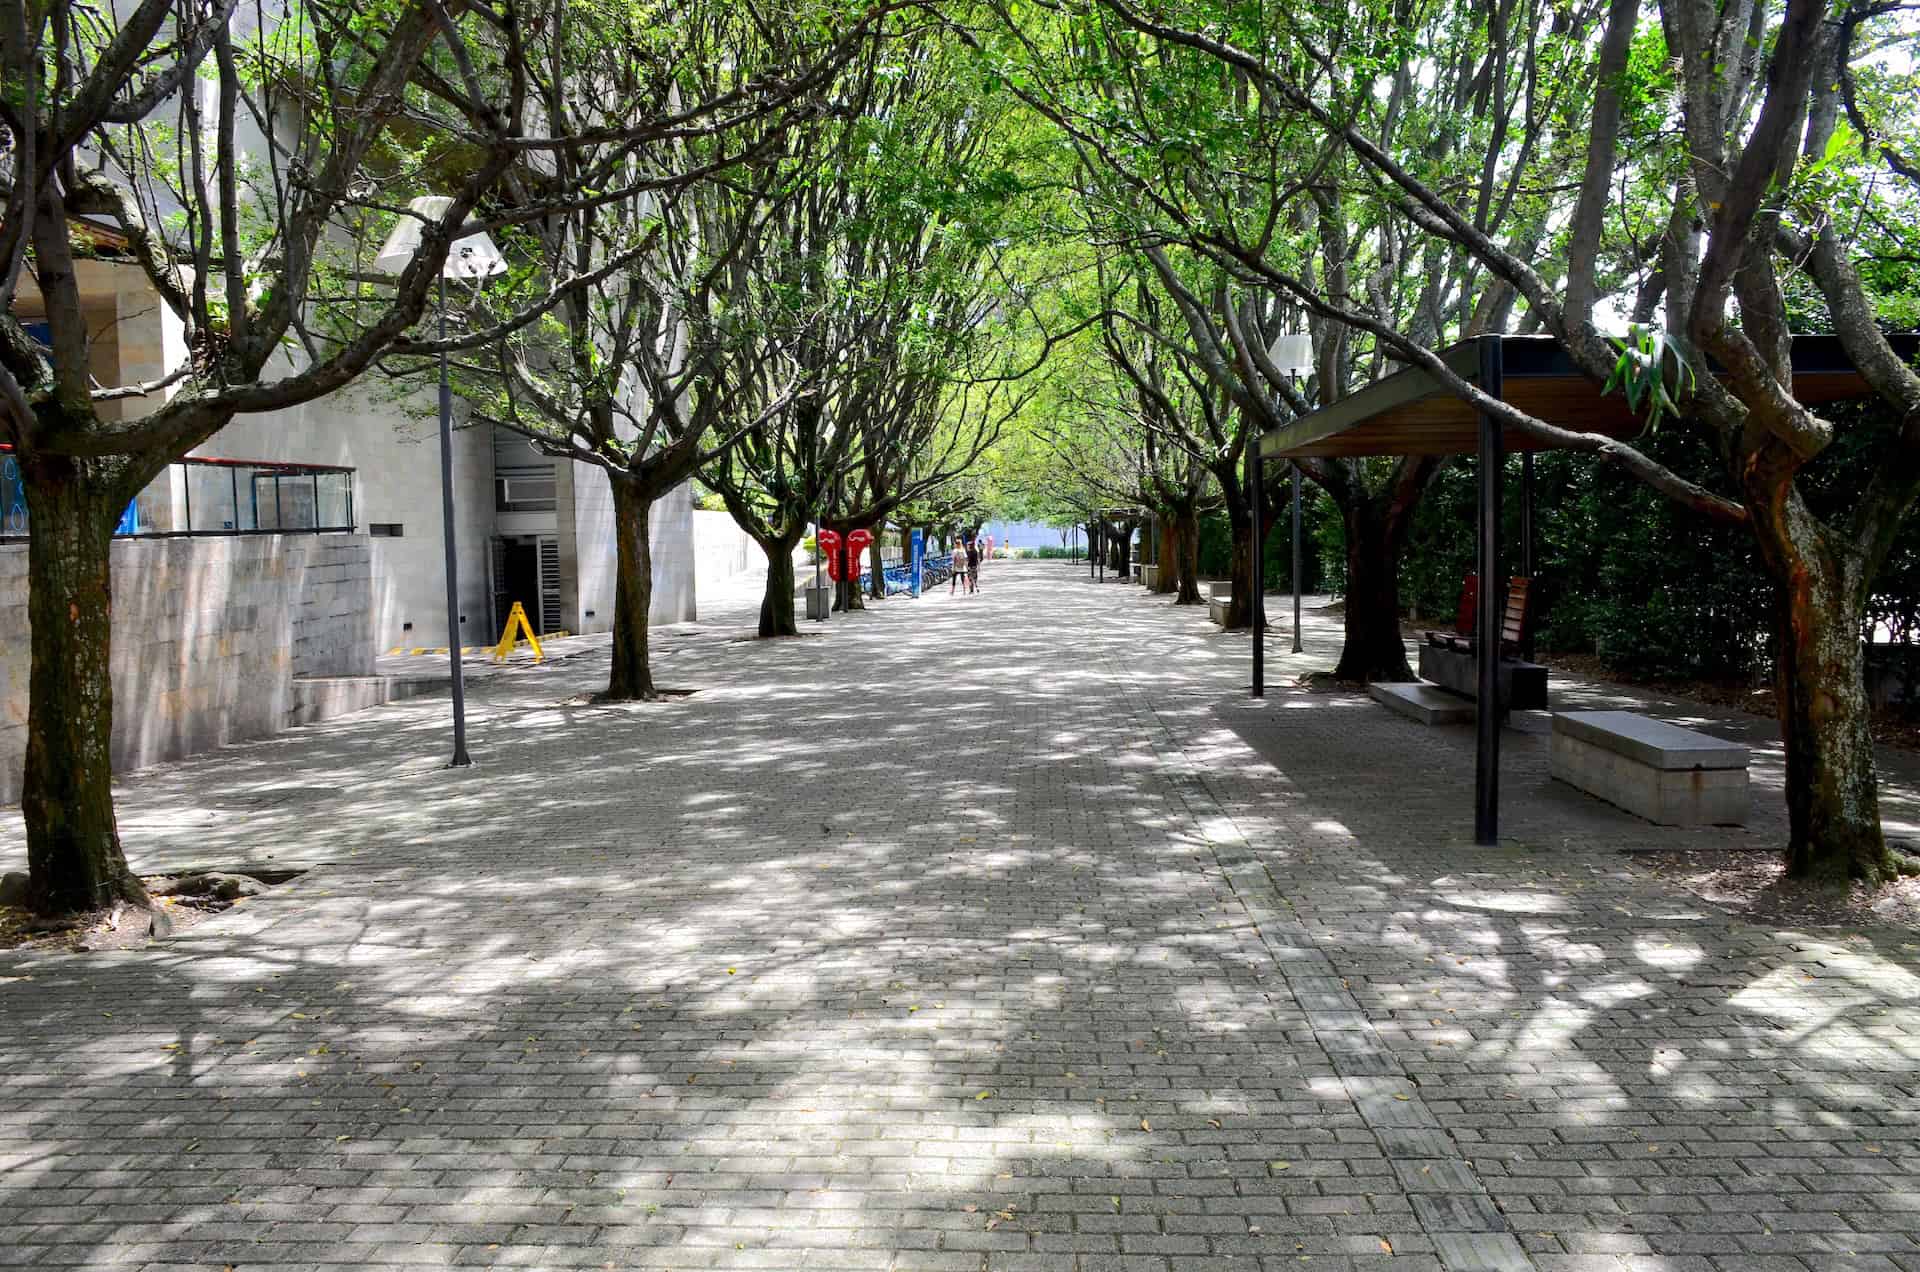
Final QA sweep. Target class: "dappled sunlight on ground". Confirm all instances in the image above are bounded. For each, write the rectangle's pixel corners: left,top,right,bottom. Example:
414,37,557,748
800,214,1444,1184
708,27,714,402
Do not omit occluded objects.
0,563,1916,1269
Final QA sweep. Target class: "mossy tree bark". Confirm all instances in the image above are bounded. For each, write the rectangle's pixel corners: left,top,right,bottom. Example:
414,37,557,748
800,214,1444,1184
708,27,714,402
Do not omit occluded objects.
603,480,659,701
1150,515,1176,594
1171,510,1204,604
834,571,867,612
759,537,802,637
1331,499,1415,683
1747,476,1897,883
1298,456,1440,683
1222,509,1254,628
21,458,146,915
867,536,886,600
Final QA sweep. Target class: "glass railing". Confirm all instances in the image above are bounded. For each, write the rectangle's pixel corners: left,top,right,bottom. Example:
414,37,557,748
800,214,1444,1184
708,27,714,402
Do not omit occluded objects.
0,452,355,540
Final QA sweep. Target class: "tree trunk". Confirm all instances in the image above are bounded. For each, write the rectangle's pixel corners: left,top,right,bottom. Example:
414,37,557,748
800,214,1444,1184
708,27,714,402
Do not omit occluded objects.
603,480,657,701
1331,503,1414,683
22,466,145,915
1749,491,1895,883
834,571,866,612
1151,515,1176,594
1223,512,1253,628
1173,509,1203,604
759,539,801,637
867,538,885,600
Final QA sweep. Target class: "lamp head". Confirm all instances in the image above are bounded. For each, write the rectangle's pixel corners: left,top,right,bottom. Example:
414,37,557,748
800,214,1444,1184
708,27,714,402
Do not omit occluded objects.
1267,332,1313,376
373,194,506,280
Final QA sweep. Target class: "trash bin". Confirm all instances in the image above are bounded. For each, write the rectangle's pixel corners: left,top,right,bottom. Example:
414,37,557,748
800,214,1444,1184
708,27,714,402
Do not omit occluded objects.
805,585,831,621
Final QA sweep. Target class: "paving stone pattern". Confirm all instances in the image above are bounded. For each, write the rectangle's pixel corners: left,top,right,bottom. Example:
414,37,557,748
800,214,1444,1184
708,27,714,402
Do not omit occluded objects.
2,561,1918,1272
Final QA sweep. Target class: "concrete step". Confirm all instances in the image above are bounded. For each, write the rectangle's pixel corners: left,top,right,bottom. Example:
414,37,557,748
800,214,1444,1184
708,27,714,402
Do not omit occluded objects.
1369,681,1475,725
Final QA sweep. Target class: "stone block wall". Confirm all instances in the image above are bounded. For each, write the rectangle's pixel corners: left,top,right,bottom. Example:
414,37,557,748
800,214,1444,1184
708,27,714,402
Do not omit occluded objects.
0,533,375,803
693,509,759,585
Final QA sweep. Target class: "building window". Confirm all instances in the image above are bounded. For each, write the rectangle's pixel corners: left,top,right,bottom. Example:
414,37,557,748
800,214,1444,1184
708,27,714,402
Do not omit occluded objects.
495,469,557,513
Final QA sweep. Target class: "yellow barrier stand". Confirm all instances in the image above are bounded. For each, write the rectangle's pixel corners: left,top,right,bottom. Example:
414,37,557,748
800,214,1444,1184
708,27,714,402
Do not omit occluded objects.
492,602,544,663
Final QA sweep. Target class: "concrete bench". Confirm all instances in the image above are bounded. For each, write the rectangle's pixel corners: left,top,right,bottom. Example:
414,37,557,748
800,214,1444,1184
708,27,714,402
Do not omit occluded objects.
1208,580,1232,625
1370,682,1474,725
1141,564,1159,590
1550,710,1749,826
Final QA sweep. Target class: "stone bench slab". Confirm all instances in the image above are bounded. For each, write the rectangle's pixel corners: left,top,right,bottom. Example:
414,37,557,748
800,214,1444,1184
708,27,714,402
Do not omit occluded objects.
1552,710,1748,770
1370,682,1475,725
1551,710,1749,826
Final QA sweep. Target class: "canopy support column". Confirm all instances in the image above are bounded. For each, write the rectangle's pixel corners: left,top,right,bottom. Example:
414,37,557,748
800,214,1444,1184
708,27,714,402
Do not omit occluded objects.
1521,451,1536,663
1291,463,1304,654
1251,445,1264,697
1475,335,1505,846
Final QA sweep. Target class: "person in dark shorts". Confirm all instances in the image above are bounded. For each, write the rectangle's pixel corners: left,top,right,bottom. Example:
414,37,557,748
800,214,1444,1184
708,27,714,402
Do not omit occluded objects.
965,537,980,592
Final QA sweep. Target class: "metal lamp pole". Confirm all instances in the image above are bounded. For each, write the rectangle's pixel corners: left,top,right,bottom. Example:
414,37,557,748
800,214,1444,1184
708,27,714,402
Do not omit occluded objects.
813,524,826,623
1250,445,1263,698
375,196,503,771
1272,344,1311,655
437,275,471,766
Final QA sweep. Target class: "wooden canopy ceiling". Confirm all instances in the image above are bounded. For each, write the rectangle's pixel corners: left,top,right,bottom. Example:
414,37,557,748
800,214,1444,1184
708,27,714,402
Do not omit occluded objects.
1258,333,1913,460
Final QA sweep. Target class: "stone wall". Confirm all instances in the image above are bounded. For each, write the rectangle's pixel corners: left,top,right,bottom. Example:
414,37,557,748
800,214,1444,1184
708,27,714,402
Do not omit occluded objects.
693,509,759,586
0,533,375,803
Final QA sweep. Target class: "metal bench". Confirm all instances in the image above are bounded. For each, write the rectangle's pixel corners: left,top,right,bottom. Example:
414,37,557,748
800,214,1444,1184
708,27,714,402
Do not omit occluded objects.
1416,573,1547,709
1418,643,1549,710
1550,710,1749,826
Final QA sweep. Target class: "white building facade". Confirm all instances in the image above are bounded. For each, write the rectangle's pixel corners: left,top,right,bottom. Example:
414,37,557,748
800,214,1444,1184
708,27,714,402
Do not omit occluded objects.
1,249,699,799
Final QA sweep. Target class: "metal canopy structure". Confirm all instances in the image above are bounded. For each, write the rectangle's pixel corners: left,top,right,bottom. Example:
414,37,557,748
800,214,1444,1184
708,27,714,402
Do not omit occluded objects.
1255,331,1910,847
1259,333,1893,461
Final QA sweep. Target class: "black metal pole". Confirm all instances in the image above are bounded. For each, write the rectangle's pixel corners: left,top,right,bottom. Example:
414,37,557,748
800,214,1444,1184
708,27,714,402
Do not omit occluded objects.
1521,450,1536,663
1250,445,1263,697
812,523,825,622
1291,462,1304,654
1474,335,1504,844
438,275,472,768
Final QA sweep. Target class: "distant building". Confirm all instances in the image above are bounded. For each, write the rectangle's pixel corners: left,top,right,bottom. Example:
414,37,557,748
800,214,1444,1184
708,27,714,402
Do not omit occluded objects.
2,236,697,798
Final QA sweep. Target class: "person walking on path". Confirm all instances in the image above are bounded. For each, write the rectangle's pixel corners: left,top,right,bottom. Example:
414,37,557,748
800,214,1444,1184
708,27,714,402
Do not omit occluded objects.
965,537,981,593
950,540,968,594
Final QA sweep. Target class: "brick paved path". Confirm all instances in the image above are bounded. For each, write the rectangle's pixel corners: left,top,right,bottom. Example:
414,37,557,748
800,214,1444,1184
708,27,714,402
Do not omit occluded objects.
3,561,1918,1272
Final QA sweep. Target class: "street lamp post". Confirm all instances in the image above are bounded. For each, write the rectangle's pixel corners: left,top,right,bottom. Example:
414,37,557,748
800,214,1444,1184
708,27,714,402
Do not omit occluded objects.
374,196,506,769
1255,333,1314,696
